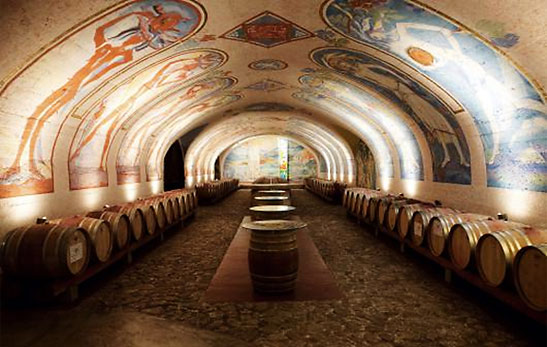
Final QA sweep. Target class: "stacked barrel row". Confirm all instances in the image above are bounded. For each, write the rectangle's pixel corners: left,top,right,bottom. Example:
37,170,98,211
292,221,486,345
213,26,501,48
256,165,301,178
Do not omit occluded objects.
253,176,288,184
304,178,347,203
343,187,547,312
195,179,239,205
0,188,198,281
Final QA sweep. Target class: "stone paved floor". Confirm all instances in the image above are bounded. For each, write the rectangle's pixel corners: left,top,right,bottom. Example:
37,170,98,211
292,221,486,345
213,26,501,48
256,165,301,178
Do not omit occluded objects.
1,189,546,346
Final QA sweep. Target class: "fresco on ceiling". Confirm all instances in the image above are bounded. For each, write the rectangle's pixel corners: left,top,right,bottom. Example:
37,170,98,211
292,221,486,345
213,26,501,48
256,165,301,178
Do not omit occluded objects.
315,28,350,47
475,20,519,48
114,74,239,184
311,47,471,184
243,103,295,112
223,136,317,182
323,0,547,191
245,79,288,92
356,140,376,189
221,11,313,48
68,50,225,190
298,73,423,180
0,0,205,198
288,141,317,180
293,89,394,179
248,59,288,70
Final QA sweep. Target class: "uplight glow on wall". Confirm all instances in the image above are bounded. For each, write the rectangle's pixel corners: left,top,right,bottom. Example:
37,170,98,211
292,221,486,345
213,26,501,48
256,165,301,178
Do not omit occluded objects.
278,138,289,180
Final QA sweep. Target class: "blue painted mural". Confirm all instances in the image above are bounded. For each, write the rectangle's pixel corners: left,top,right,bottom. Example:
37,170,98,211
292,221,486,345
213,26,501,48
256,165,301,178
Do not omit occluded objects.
323,0,547,192
311,47,471,184
298,72,423,180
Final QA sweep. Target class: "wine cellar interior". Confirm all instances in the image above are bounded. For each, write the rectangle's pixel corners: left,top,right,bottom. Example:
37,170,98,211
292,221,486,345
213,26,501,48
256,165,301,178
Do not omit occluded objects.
0,0,546,346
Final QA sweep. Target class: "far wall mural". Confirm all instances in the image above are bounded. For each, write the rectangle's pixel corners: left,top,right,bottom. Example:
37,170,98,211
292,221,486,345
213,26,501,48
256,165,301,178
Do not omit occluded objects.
223,136,317,181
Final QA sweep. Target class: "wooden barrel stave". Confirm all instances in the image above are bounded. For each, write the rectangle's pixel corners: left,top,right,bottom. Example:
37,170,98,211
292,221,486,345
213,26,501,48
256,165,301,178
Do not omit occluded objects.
50,216,113,263
0,224,90,278
513,244,547,311
448,219,524,270
477,227,547,287
86,211,130,250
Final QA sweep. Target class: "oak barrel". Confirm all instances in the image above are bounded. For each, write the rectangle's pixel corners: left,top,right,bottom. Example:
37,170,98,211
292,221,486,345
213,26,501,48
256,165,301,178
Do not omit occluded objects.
250,205,296,221
50,216,112,263
86,211,130,249
104,205,145,241
254,196,289,206
127,202,157,235
422,213,491,257
385,199,424,234
513,244,547,311
242,220,306,294
0,224,90,278
397,204,442,239
476,227,547,287
408,207,459,248
448,219,524,270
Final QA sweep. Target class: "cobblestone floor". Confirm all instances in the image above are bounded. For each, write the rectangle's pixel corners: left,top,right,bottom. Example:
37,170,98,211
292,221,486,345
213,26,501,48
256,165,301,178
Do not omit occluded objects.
2,189,546,346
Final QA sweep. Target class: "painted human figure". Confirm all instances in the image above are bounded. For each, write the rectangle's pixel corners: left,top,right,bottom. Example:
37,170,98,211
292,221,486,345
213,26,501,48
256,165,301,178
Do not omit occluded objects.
4,4,193,182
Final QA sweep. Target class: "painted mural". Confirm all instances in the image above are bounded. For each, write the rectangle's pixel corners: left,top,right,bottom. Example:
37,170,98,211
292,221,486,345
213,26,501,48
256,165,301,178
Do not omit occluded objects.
323,0,547,192
115,73,238,184
69,49,226,190
288,141,318,180
245,79,288,92
475,20,519,48
356,140,376,189
293,88,394,179
223,144,251,181
248,59,288,70
311,47,471,184
221,11,313,48
223,136,317,181
0,0,205,197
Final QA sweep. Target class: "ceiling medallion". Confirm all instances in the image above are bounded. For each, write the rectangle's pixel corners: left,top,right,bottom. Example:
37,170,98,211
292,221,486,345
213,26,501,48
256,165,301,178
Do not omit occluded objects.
249,59,288,70
407,47,435,66
221,11,313,48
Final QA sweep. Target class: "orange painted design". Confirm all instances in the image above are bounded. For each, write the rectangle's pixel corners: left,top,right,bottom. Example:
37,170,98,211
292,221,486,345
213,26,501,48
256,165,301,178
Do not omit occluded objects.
407,46,435,66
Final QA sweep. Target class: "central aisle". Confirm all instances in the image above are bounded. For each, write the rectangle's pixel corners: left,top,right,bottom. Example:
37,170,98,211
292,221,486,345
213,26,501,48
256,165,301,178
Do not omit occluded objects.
1,189,543,347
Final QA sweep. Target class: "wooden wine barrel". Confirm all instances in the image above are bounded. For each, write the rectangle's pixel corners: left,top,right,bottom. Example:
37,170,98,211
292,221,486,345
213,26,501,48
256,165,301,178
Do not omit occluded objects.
513,244,547,311
126,202,157,235
180,194,188,216
342,189,350,208
50,216,112,263
141,199,167,229
352,192,364,216
167,196,181,222
0,224,90,278
448,219,524,270
242,220,306,294
104,205,145,241
86,211,130,250
423,213,490,257
254,196,289,206
386,199,424,234
476,227,547,287
250,205,296,221
397,204,440,239
377,196,405,227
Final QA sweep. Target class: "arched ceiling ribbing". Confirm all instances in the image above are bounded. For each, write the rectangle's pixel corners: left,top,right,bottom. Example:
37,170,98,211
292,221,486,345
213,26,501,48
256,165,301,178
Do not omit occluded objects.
183,113,355,184
0,0,545,199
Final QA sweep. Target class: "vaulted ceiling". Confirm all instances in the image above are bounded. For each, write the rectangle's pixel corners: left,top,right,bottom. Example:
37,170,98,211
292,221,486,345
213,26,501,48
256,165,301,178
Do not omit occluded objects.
0,0,545,200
